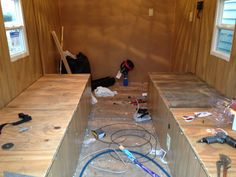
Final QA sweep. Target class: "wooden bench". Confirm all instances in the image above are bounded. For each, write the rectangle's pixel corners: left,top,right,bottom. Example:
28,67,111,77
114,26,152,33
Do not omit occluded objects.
148,72,236,177
0,74,91,177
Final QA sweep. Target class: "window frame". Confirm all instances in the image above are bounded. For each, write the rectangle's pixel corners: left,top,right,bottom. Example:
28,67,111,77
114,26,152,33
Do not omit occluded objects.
1,0,29,62
211,0,235,61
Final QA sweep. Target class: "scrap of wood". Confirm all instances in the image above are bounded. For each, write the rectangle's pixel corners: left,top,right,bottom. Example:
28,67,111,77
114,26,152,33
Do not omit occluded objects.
60,26,64,49
59,26,64,74
51,30,72,74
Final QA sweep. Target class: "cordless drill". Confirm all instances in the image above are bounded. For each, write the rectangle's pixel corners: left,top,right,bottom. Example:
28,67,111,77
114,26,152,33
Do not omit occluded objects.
197,132,236,148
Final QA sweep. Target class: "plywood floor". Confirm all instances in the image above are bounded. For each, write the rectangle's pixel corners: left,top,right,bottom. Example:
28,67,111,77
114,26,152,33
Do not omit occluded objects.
74,82,171,177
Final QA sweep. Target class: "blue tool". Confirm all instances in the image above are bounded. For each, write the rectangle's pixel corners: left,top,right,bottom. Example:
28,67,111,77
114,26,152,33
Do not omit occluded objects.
119,145,160,177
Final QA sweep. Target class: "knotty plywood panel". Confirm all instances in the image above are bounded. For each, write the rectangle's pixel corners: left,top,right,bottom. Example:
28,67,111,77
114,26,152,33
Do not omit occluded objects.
7,74,90,110
0,109,72,177
33,0,61,74
149,73,225,108
0,75,91,177
59,0,175,82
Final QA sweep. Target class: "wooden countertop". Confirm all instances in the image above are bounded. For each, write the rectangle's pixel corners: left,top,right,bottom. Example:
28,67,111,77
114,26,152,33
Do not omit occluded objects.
149,73,235,176
149,72,225,108
0,74,90,177
171,108,236,177
7,74,90,110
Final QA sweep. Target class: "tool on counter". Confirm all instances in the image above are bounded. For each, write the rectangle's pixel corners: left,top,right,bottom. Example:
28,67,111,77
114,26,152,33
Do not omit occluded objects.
91,128,106,140
182,112,212,122
119,145,160,177
1,143,14,150
216,154,231,177
0,113,32,135
197,132,236,148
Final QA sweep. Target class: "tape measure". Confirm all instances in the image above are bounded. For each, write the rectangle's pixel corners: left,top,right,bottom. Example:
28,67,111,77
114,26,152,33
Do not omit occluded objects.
91,128,106,140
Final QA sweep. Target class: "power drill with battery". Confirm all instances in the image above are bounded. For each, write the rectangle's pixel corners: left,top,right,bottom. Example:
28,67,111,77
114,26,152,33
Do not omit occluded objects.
197,132,236,148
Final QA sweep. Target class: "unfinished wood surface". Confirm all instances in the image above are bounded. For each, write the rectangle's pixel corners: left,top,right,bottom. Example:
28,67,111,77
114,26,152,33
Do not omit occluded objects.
171,108,236,177
32,0,62,74
59,0,175,81
0,6,12,109
149,81,172,149
0,109,72,177
48,84,90,177
7,74,90,110
172,0,201,73
172,0,236,98
51,31,71,74
0,0,43,109
149,73,225,108
195,0,236,98
0,75,91,177
147,73,233,176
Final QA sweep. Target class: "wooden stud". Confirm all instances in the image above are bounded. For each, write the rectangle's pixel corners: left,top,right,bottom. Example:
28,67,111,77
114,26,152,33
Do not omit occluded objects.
51,31,72,74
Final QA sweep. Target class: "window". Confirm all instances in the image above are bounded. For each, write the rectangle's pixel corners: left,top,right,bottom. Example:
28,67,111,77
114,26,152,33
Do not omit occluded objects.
0,0,28,61
211,0,236,61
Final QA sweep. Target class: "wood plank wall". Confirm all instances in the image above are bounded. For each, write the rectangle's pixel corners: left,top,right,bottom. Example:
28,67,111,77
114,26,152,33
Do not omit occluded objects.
0,0,61,109
172,0,201,73
33,0,62,74
196,0,236,98
59,0,176,82
172,0,236,98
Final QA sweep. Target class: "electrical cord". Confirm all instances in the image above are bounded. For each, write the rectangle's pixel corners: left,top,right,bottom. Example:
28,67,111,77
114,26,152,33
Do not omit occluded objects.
97,123,156,146
108,129,154,163
95,123,158,162
79,148,128,174
110,128,152,147
79,149,171,177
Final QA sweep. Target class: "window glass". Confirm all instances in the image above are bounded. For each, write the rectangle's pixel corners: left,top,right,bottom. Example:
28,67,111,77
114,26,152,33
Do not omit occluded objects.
221,0,236,25
211,0,236,61
216,29,234,54
0,0,28,60
1,0,22,27
6,29,26,56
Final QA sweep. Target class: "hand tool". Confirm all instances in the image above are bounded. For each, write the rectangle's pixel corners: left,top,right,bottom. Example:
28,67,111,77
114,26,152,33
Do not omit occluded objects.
220,154,231,177
216,154,231,177
197,132,236,148
0,113,32,135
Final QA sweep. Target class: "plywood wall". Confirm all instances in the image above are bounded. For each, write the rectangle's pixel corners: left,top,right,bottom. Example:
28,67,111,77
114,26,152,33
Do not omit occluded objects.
0,0,61,109
196,0,236,98
0,0,42,109
172,0,236,98
60,0,176,82
33,0,62,74
172,0,201,73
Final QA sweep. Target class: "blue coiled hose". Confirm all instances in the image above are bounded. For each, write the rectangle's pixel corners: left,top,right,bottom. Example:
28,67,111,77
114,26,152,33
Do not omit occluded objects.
79,149,171,177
